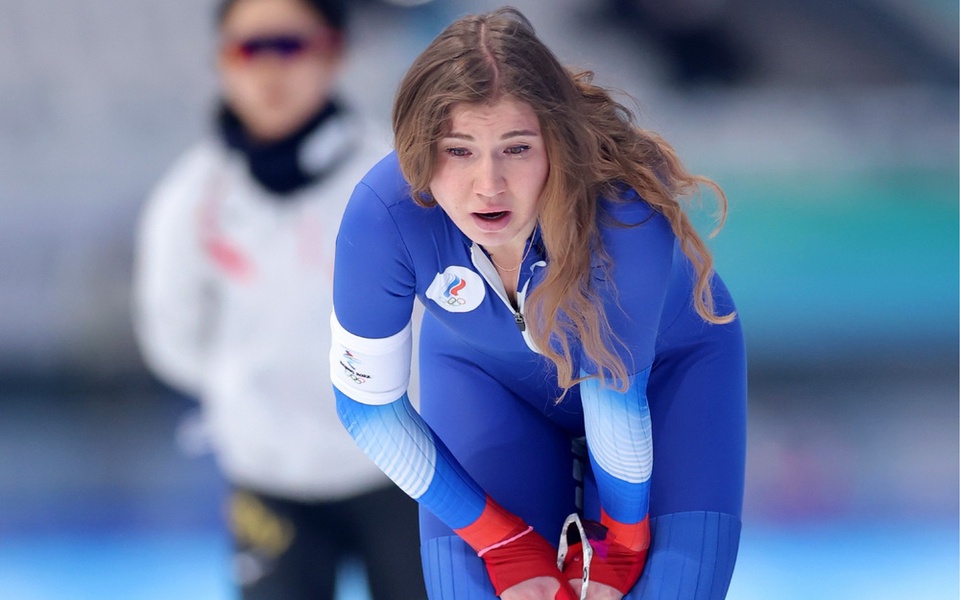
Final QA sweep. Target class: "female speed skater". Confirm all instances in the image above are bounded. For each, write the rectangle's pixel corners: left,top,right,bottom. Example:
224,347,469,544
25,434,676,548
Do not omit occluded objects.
330,6,747,599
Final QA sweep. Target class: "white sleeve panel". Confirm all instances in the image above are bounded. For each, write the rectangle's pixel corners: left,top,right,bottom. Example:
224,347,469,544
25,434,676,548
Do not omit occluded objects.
132,148,216,396
329,311,412,405
581,369,654,484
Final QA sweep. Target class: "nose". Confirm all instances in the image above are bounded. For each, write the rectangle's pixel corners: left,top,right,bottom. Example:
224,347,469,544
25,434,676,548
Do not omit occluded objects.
472,155,505,198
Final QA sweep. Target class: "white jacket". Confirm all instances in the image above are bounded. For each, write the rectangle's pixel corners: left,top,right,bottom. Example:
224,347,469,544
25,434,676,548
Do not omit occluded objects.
133,111,398,500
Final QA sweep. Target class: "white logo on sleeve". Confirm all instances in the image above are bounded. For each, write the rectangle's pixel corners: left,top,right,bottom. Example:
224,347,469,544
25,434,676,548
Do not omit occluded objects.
426,266,485,313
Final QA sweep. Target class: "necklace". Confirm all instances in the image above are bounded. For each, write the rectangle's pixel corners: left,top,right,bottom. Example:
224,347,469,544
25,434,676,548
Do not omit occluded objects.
489,225,537,273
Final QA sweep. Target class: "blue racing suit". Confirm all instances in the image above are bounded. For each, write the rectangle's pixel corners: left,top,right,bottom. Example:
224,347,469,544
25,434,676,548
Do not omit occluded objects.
330,152,746,599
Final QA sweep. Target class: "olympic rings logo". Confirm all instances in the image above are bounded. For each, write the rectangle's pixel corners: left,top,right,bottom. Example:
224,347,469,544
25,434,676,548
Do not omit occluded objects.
427,266,485,313
341,352,369,385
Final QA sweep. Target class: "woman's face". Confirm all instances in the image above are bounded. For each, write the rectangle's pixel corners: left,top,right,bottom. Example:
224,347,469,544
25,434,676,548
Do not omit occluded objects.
218,0,342,142
430,97,549,257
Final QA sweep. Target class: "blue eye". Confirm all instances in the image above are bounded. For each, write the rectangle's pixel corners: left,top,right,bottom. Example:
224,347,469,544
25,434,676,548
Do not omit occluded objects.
445,147,470,157
506,145,530,155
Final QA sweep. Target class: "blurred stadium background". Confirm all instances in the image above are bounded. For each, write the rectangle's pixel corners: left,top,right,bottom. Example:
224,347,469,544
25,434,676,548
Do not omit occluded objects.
0,0,956,598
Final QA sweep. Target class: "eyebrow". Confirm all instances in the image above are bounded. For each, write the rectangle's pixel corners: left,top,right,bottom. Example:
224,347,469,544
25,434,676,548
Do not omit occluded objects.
444,129,540,141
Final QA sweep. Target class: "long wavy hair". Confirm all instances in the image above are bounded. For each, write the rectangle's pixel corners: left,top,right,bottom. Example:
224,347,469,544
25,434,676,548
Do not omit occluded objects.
393,7,734,392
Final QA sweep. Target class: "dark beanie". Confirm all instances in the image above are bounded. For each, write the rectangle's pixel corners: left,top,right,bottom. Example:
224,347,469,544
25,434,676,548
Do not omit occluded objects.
216,0,348,31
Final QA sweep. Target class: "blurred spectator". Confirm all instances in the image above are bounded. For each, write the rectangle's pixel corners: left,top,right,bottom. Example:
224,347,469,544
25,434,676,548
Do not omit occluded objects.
131,0,426,598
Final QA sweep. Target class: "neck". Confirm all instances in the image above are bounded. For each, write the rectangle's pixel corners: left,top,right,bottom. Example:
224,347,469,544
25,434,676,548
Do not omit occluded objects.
489,252,523,272
486,223,538,272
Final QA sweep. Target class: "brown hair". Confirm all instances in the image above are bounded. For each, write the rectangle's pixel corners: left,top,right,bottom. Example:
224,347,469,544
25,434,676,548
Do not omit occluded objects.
393,7,733,392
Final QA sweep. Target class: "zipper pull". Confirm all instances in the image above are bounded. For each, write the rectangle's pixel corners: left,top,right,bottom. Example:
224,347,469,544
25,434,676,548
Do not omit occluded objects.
514,311,526,332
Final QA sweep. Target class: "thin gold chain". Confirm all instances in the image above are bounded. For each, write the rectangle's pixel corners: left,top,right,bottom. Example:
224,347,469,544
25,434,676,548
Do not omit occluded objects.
489,225,537,272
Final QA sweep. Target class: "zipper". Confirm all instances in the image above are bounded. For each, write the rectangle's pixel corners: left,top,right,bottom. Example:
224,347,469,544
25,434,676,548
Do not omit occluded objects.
469,243,542,350
513,310,526,332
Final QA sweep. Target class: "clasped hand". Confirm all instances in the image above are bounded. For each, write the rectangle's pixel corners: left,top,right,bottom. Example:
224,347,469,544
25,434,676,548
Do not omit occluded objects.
500,576,623,600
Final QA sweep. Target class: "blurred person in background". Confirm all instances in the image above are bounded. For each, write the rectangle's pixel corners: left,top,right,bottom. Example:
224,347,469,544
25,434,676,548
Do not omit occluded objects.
331,7,746,600
132,0,426,598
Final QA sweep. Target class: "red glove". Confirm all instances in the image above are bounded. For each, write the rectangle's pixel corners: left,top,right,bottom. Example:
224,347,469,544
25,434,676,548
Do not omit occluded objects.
560,520,648,595
479,523,578,599
456,497,578,599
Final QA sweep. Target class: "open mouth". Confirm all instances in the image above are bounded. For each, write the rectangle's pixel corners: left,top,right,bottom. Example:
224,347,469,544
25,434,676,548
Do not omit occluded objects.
475,211,508,221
